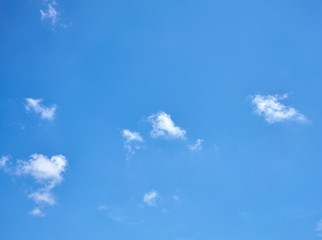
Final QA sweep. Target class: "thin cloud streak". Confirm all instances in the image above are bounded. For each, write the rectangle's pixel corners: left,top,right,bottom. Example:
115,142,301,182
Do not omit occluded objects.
188,139,203,151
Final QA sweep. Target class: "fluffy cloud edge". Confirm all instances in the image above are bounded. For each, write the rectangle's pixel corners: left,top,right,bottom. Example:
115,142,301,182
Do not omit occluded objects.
25,98,57,120
143,190,159,206
251,94,308,124
148,111,186,139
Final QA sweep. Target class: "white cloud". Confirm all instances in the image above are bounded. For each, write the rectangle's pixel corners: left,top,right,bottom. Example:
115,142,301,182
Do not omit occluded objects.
0,154,67,215
30,208,45,217
123,129,143,143
148,111,186,139
25,98,57,120
143,190,159,206
40,1,59,25
188,139,203,151
16,154,67,211
0,155,9,168
122,129,143,159
251,94,307,124
16,154,67,186
29,191,56,205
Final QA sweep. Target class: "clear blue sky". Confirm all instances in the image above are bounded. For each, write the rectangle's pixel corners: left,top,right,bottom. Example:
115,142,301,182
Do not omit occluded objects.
1,0,322,239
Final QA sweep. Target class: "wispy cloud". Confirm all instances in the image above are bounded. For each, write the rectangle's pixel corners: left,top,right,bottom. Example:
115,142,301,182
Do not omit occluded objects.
122,129,143,159
0,155,9,168
188,139,203,151
29,191,56,205
143,190,159,206
316,219,322,237
25,98,57,120
98,204,144,224
40,1,60,25
30,208,45,217
148,111,186,139
0,154,68,215
98,204,129,223
173,194,180,202
251,94,307,124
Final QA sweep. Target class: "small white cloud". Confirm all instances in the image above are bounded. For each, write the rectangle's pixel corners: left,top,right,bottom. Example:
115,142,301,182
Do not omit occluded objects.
148,111,186,139
123,129,143,143
25,98,57,120
251,94,307,124
40,2,59,25
16,154,67,186
29,191,56,205
30,208,45,217
0,155,9,168
143,190,159,206
0,153,67,215
16,154,67,210
188,139,203,151
122,129,143,159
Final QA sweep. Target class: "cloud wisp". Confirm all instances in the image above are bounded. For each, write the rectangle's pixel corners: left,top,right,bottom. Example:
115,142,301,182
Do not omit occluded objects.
0,155,9,169
122,129,143,159
16,154,67,206
251,94,307,124
188,139,203,151
25,98,57,120
143,190,159,206
316,219,322,237
0,154,68,216
30,207,45,217
148,111,186,139
40,1,60,25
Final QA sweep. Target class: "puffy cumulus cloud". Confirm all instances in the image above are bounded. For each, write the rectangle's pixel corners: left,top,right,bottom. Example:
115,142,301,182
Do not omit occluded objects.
25,98,57,120
14,154,67,215
16,154,67,186
40,1,59,25
143,190,159,206
0,155,9,168
251,94,307,124
148,111,186,139
188,139,203,151
0,154,67,216
122,129,143,159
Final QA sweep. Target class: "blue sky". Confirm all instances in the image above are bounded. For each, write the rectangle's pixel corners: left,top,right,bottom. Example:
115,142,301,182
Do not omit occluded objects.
1,0,322,239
